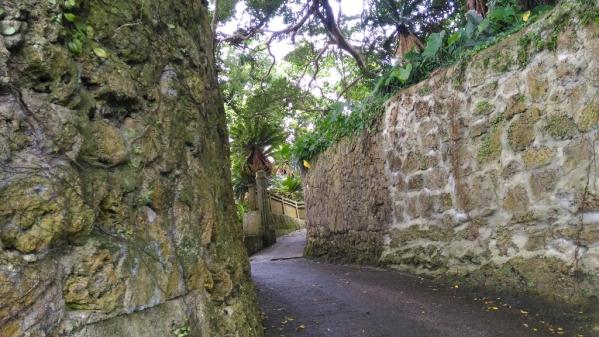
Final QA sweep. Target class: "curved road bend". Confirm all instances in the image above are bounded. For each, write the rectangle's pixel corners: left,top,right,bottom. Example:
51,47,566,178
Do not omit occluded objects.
250,230,587,337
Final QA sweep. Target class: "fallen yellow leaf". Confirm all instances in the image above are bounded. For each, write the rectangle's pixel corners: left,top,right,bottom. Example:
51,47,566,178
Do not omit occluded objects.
93,47,108,58
523,11,531,22
303,160,311,169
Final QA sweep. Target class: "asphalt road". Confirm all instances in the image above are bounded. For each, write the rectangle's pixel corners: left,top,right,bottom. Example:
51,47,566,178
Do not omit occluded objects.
250,230,588,337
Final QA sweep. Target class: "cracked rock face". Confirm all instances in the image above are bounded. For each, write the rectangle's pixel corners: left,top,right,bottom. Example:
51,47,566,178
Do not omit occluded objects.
0,1,262,337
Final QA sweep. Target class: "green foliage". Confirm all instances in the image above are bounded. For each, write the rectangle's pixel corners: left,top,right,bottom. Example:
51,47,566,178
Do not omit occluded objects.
235,200,248,223
270,174,303,199
422,31,446,59
475,100,494,115
577,0,599,25
362,0,458,66
478,6,519,33
374,2,555,94
291,2,556,162
291,93,387,162
230,116,286,162
220,46,323,200
216,0,240,23
172,325,191,337
52,0,95,56
231,155,255,199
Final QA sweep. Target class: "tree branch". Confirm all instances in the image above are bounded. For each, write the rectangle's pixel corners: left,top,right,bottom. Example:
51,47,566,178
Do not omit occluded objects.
316,0,373,77
336,74,364,101
211,0,219,35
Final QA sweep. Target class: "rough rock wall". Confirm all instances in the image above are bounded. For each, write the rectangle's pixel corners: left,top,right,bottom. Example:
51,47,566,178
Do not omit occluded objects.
271,213,304,237
304,1,599,320
0,1,262,336
303,126,392,264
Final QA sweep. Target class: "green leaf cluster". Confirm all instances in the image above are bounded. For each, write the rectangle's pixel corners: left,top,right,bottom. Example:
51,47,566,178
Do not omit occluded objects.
291,93,387,162
52,0,96,56
291,1,555,162
270,174,303,200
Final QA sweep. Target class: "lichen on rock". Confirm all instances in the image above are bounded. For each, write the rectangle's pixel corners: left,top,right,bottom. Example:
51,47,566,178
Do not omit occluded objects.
0,0,262,336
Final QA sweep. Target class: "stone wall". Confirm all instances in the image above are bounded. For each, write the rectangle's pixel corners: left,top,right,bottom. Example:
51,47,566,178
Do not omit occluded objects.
303,124,392,264
0,1,262,337
271,213,305,237
304,1,599,323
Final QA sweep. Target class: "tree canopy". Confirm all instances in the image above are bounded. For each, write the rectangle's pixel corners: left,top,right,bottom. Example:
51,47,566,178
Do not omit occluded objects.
216,0,560,201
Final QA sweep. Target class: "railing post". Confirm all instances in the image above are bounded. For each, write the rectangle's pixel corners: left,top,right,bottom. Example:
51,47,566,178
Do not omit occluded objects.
256,171,275,246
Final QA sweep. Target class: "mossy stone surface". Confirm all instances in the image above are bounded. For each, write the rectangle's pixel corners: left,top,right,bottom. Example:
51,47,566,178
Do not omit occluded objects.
577,101,599,131
0,0,262,336
478,126,502,161
545,114,579,140
522,146,555,168
507,112,539,151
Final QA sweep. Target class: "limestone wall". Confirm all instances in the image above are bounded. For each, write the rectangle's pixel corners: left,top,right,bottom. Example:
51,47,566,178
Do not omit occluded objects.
271,213,305,237
304,1,599,319
0,1,261,336
303,124,392,264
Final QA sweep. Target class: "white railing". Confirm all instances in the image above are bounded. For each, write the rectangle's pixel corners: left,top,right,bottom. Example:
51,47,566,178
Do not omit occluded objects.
267,192,305,220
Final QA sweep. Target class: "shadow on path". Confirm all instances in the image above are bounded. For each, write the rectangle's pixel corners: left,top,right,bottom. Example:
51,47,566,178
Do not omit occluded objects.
251,230,582,337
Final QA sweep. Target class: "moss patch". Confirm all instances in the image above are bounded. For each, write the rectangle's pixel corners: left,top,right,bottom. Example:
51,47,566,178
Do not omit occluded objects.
508,111,539,151
474,100,494,115
478,125,502,161
304,229,383,265
577,101,599,131
545,114,579,140
522,146,555,169
389,225,454,246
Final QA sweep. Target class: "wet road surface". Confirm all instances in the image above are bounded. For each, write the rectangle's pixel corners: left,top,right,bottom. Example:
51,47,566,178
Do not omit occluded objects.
251,230,587,337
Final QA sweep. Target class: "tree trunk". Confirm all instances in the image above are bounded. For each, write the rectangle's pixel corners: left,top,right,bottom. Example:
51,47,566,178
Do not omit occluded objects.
395,26,425,58
467,0,488,16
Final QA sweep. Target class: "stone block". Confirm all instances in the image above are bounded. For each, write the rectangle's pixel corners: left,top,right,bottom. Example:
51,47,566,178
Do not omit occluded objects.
577,100,599,131
80,120,129,167
530,169,558,198
522,146,555,169
469,173,498,210
389,152,403,172
502,160,522,179
526,67,549,100
503,185,530,215
545,114,579,140
389,225,454,247
504,94,527,119
414,101,431,118
564,136,593,172
478,125,502,161
507,112,538,151
407,174,425,191
426,168,449,190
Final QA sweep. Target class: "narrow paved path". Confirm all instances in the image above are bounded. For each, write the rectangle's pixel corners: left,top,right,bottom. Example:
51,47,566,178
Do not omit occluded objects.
251,230,586,337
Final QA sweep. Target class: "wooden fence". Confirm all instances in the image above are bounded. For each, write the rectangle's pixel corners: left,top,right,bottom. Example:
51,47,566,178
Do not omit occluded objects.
268,192,306,220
